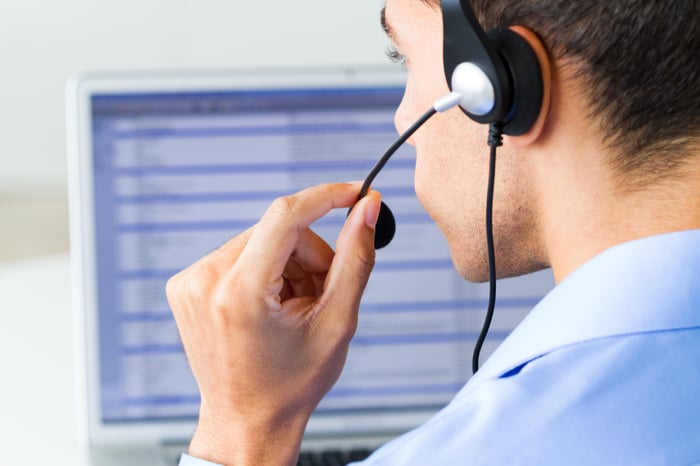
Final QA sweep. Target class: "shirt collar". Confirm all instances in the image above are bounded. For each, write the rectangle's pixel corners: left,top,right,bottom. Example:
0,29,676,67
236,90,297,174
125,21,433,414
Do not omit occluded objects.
471,229,700,384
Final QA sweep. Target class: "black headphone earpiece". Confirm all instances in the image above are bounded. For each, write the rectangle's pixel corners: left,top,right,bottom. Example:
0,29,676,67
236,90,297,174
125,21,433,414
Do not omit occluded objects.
441,0,544,136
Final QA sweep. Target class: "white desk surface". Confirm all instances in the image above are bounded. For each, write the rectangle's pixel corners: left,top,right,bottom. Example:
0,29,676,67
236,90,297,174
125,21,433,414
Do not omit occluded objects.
0,254,85,466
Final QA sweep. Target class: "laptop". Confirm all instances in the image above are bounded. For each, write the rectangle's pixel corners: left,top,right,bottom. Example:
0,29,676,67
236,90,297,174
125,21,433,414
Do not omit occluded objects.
66,67,553,465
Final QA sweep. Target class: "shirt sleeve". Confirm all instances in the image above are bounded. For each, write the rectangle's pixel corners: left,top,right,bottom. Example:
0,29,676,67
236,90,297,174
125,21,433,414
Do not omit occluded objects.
179,453,224,466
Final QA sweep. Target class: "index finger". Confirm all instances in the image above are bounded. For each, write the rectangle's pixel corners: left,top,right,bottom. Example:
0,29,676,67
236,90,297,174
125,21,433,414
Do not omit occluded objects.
236,182,362,282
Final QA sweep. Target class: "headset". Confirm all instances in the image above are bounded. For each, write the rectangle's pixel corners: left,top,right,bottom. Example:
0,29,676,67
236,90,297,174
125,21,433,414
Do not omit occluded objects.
351,0,545,372
442,0,543,135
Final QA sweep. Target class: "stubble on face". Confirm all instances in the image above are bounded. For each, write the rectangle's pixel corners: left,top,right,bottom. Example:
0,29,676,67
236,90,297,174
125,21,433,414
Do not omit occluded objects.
415,111,546,283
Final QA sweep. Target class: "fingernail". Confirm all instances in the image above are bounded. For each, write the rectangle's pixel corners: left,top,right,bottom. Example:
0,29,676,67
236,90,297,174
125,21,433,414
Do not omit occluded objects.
365,192,380,229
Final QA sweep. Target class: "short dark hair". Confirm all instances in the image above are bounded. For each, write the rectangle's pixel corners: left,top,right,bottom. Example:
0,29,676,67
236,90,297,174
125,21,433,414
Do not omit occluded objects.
422,0,700,186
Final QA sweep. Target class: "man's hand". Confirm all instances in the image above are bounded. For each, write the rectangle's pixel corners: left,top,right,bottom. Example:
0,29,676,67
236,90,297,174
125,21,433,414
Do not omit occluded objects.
166,182,381,466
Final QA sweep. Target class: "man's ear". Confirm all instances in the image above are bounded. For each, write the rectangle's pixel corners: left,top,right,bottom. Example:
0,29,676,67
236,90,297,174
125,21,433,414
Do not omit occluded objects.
506,25,552,147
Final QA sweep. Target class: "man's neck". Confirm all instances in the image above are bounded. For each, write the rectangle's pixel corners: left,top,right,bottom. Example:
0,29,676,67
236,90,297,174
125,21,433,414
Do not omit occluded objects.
541,154,700,283
530,70,700,282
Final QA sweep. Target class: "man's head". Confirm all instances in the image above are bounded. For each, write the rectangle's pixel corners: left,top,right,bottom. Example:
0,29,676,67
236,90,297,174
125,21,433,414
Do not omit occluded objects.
382,0,700,282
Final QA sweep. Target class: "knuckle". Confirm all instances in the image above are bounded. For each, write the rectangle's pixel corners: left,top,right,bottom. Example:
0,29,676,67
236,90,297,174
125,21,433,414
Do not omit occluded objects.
169,262,219,310
268,195,297,219
217,262,255,307
166,270,190,306
211,271,239,313
165,272,181,302
210,286,229,314
187,264,218,299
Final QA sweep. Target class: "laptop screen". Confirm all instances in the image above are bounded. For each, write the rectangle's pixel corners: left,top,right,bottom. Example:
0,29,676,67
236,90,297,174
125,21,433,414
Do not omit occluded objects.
69,69,552,444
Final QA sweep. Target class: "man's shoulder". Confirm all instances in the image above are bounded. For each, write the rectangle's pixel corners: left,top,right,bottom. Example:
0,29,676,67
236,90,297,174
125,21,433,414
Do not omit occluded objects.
361,327,700,465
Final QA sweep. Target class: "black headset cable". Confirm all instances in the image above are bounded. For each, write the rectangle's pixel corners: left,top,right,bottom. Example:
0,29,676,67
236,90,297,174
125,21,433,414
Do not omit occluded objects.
472,122,503,373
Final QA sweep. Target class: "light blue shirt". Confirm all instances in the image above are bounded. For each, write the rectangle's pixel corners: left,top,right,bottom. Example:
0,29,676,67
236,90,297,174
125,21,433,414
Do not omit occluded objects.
181,230,700,466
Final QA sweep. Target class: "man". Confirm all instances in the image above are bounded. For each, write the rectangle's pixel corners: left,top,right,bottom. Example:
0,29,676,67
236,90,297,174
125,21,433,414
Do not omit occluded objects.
167,0,700,464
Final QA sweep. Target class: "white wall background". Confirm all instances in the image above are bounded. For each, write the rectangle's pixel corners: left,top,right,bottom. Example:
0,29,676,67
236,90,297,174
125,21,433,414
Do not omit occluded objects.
0,2,391,464
0,0,391,261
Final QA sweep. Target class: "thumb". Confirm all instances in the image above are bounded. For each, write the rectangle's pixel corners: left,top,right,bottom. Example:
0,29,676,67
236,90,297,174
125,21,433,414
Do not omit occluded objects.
322,190,381,327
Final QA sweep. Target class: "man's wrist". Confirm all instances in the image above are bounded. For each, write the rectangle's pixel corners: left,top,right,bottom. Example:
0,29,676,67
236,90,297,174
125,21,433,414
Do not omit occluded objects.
188,404,308,466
